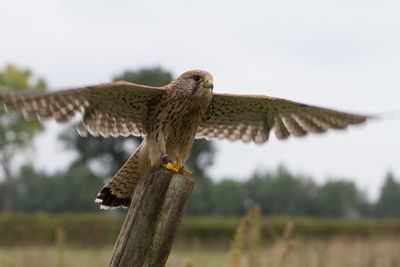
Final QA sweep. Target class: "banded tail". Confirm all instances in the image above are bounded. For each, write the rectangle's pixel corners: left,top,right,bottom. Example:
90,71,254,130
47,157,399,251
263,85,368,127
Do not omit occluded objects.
95,143,149,209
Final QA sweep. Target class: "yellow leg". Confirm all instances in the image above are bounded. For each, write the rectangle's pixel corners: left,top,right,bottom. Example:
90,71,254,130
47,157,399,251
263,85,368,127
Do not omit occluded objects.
163,162,179,173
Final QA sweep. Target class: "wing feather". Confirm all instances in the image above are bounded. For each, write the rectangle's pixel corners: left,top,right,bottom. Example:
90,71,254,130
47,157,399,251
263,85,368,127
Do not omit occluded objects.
1,81,163,137
197,93,369,143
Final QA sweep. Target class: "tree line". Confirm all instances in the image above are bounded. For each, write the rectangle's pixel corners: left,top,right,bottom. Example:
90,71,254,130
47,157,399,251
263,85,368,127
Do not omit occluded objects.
0,64,399,218
1,161,399,218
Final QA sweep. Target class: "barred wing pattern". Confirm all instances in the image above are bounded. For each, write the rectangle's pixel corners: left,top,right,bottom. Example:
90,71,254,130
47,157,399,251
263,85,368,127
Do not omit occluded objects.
0,81,163,138
196,93,369,143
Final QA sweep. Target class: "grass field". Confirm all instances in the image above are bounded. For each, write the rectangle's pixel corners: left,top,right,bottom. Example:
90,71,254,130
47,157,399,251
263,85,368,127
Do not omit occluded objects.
2,211,400,266
1,236,399,267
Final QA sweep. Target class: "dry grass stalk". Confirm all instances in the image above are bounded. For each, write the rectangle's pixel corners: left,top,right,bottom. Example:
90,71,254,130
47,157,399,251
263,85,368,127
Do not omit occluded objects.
56,227,66,267
278,221,295,267
229,214,250,267
229,204,263,267
248,204,262,267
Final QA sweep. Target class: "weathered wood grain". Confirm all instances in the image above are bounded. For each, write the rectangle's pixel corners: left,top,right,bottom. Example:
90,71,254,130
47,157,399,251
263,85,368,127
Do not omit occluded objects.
109,167,195,267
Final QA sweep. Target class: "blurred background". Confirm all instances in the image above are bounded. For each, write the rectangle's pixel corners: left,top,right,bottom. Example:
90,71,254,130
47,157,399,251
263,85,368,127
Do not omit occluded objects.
1,0,400,266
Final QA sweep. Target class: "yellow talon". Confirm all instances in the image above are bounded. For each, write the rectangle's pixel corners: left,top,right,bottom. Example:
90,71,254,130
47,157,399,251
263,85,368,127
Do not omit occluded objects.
163,162,179,173
162,158,193,175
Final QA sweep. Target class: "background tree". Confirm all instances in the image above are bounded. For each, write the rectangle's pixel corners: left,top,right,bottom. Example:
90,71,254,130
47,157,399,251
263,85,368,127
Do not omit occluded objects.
245,166,318,216
315,180,367,218
374,173,400,218
184,138,216,214
212,179,246,215
113,67,173,86
3,164,104,213
0,64,46,212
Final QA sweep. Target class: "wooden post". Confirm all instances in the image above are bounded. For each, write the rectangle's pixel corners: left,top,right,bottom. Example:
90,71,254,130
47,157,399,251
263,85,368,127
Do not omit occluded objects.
109,167,195,267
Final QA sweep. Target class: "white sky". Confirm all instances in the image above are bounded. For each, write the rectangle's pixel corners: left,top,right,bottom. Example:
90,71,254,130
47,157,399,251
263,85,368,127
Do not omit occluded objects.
1,0,399,200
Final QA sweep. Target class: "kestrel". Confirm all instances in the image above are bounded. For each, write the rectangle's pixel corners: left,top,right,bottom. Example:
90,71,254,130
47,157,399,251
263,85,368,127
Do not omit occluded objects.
0,70,369,209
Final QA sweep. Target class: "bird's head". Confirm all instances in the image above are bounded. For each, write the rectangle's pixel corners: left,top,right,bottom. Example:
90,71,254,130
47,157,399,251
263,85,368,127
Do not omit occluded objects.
173,70,214,97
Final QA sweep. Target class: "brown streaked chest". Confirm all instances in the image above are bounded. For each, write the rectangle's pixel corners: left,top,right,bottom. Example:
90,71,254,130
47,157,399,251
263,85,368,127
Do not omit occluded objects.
149,91,212,144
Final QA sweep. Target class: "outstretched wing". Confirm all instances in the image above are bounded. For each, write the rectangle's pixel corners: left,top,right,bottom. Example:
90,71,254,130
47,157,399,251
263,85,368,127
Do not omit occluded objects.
0,81,164,137
196,93,369,143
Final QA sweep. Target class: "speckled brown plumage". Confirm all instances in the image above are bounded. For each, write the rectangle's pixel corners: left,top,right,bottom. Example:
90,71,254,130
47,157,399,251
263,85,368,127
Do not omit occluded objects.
0,70,370,209
196,93,368,143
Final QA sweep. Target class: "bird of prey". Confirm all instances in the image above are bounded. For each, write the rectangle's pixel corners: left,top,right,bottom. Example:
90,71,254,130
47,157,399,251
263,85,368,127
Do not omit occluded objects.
0,70,369,209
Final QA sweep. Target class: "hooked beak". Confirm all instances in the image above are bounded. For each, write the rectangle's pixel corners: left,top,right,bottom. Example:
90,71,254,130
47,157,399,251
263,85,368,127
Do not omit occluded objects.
204,79,214,90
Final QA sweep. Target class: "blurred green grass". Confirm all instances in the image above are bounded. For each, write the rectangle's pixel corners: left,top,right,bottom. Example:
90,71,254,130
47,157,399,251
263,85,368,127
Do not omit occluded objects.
1,213,400,247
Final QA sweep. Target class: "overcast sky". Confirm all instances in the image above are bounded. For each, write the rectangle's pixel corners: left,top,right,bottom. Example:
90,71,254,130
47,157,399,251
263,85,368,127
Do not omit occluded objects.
1,0,399,200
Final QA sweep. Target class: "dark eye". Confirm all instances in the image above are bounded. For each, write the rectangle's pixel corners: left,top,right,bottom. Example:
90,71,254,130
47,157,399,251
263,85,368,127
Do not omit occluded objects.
193,75,203,82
